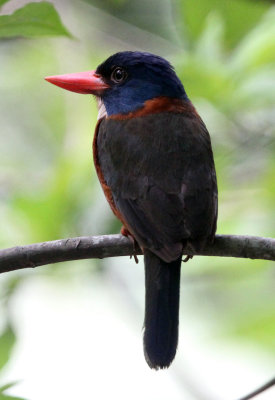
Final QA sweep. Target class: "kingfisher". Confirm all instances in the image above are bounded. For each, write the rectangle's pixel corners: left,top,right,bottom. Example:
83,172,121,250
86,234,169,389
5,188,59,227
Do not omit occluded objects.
45,51,218,370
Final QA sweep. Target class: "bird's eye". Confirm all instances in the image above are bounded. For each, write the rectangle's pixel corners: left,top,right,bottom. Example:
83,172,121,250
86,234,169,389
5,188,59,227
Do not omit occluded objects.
111,67,127,83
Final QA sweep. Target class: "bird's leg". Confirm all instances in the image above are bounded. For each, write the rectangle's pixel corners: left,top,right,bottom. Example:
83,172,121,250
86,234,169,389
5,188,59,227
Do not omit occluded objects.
121,226,139,264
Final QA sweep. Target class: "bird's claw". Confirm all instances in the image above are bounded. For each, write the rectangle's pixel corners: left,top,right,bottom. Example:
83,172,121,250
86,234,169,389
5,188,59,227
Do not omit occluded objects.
121,226,139,264
182,255,193,263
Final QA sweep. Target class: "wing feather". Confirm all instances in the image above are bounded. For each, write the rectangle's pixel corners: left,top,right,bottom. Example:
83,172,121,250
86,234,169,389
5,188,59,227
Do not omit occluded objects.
97,111,217,261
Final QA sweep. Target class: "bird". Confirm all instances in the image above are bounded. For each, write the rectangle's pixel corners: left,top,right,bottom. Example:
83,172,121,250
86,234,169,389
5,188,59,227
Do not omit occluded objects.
45,51,218,370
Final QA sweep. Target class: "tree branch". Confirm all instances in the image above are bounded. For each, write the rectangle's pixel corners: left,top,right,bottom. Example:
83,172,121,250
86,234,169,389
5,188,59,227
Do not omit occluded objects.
237,376,275,400
0,234,274,274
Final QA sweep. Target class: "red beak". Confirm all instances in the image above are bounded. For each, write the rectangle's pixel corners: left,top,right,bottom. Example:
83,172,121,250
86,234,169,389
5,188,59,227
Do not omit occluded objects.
45,70,109,95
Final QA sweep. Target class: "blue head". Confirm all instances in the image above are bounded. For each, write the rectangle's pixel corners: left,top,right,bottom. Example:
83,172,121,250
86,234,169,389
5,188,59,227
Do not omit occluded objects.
95,51,188,116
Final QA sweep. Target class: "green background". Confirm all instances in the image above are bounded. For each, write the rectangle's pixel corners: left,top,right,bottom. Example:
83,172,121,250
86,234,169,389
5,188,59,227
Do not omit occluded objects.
0,0,274,399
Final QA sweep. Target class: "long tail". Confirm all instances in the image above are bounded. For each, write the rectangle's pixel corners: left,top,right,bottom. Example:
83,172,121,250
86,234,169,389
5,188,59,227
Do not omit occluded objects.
143,250,181,369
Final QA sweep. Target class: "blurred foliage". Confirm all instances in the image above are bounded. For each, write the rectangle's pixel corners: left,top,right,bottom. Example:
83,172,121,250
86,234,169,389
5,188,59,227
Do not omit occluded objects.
0,326,16,372
0,0,274,398
83,0,181,45
0,383,26,400
0,277,24,400
84,0,271,49
0,1,71,39
0,0,9,7
179,0,270,48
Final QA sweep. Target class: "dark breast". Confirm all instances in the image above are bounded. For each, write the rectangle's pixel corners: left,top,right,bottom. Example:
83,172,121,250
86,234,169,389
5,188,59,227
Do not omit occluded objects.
95,110,217,261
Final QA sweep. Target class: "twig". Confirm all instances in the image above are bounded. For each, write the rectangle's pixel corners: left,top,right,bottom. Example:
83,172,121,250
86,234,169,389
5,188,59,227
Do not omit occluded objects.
0,234,274,274
237,376,275,400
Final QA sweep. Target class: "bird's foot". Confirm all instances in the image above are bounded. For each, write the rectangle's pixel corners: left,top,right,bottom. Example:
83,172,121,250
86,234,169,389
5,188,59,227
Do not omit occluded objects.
121,226,139,264
182,255,193,263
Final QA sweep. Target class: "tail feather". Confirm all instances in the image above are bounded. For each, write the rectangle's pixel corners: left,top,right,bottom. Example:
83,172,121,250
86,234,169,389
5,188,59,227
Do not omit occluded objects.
143,250,181,369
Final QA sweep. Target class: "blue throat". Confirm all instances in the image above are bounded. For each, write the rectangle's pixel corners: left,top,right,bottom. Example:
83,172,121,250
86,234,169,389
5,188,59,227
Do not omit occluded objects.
102,83,188,116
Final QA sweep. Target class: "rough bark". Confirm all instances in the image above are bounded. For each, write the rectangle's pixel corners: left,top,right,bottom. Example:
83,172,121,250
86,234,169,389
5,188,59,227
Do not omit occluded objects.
0,234,274,274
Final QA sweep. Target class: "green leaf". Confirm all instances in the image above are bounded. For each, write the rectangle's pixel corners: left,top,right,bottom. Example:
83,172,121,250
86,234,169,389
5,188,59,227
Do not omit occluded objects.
0,2,72,38
0,394,26,400
0,324,16,371
0,0,10,8
0,382,17,393
0,382,27,400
